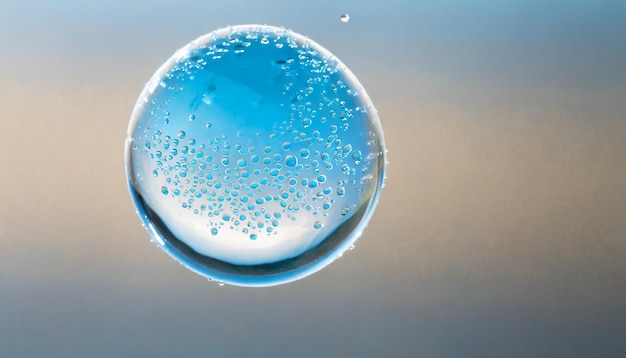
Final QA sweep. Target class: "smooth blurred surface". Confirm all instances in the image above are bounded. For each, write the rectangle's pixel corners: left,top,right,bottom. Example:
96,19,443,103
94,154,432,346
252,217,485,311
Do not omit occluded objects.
1,1,625,357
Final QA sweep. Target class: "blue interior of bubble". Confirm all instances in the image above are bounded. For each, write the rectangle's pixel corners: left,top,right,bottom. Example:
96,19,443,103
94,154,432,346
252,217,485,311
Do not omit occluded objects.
125,25,386,286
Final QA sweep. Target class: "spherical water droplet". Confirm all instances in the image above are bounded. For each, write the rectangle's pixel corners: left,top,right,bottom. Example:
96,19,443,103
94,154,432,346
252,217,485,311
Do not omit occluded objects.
340,14,350,23
125,24,386,287
284,154,297,167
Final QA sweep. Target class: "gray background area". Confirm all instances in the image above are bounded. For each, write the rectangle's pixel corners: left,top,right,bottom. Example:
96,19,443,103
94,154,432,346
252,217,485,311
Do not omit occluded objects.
1,0,625,356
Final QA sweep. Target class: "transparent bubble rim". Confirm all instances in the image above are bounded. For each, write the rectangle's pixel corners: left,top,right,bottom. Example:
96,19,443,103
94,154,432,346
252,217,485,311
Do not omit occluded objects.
125,24,387,287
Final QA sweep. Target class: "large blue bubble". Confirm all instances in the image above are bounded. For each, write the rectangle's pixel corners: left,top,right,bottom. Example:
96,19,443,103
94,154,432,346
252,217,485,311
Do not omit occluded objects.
125,25,386,286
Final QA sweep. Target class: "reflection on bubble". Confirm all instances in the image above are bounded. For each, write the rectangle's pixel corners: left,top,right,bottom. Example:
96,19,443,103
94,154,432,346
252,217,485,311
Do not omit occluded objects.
125,24,386,287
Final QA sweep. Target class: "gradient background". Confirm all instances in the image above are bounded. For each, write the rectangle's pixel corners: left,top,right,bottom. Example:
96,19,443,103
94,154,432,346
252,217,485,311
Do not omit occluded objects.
1,0,625,356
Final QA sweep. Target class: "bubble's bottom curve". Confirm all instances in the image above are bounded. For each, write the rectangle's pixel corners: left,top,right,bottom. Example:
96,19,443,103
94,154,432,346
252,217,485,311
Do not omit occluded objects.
128,180,370,287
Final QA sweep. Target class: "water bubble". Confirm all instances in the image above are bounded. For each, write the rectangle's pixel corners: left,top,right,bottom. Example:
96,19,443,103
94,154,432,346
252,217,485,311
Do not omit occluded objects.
125,24,386,287
284,154,298,167
340,14,350,23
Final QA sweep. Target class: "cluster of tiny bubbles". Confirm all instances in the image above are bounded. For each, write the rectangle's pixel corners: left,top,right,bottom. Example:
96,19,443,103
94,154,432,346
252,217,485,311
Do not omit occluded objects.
125,24,386,287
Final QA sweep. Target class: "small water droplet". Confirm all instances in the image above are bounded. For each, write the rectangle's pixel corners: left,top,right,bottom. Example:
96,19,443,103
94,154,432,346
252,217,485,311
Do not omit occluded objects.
314,221,324,229
340,14,350,23
284,154,297,167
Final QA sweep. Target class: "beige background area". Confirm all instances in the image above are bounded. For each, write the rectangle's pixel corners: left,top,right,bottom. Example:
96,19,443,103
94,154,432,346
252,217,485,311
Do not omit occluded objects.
1,1,625,356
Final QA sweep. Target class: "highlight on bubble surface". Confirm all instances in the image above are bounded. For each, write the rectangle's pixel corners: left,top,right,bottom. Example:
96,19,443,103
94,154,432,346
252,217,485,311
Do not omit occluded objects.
125,24,386,287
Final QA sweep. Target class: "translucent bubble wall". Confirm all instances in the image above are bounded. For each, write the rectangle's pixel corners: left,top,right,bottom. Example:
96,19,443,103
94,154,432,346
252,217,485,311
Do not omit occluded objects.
125,25,386,286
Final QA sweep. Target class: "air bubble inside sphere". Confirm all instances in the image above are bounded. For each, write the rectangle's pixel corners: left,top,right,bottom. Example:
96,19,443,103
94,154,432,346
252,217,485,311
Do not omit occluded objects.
125,25,386,287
